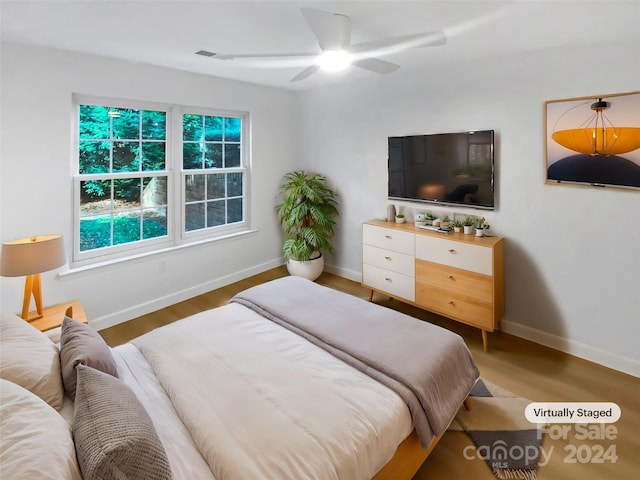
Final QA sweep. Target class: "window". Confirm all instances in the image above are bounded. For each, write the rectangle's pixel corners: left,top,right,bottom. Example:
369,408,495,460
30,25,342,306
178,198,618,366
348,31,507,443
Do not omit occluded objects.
74,97,249,266
77,105,169,253
182,114,244,232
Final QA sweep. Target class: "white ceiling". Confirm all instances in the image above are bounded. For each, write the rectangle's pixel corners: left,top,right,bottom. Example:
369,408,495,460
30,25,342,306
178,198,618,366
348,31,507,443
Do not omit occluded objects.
2,0,639,91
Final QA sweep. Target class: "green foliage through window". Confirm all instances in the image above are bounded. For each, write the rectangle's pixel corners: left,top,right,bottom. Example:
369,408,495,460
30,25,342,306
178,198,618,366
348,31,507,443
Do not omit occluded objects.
182,114,241,170
78,104,168,251
76,101,246,258
182,114,244,233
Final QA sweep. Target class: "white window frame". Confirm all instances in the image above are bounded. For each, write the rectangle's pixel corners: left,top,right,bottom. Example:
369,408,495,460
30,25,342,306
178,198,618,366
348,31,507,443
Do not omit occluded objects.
72,95,250,268
177,106,250,244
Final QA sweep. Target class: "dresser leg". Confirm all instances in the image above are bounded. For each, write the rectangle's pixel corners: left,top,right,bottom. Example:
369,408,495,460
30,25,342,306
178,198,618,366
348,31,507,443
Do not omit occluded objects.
482,330,489,352
368,289,374,302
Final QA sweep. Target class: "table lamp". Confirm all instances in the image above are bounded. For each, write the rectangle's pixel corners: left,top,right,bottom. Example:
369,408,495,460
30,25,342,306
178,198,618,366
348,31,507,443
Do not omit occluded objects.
0,234,66,321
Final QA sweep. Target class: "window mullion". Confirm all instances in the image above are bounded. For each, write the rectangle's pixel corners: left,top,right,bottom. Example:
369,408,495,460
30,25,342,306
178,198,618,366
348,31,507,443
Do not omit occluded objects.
171,106,183,243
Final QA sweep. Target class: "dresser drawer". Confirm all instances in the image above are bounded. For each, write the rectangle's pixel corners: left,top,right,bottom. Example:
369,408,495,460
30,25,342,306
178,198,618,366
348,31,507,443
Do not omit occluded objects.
416,259,493,303
415,235,493,275
363,244,414,276
363,264,415,302
416,283,494,330
363,224,414,255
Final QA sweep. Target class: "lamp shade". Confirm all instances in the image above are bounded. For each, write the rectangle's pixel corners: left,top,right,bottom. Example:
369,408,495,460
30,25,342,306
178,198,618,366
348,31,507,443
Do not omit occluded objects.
552,127,640,156
0,235,66,277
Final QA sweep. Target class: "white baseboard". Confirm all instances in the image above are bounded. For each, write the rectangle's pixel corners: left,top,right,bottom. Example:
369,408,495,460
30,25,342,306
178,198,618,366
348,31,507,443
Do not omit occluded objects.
92,259,283,332
501,320,640,378
324,263,361,283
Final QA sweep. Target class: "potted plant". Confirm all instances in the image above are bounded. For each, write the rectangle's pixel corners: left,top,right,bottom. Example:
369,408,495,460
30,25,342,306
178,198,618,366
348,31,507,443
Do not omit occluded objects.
440,215,451,228
475,217,490,237
425,212,436,225
395,213,406,224
462,216,475,234
276,171,339,281
452,219,463,233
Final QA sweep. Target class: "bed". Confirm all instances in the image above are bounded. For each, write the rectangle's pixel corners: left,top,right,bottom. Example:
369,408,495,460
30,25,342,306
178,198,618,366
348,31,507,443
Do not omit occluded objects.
0,276,479,480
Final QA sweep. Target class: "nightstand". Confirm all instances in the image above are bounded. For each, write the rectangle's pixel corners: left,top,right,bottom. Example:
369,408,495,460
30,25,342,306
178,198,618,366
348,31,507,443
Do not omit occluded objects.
27,299,88,333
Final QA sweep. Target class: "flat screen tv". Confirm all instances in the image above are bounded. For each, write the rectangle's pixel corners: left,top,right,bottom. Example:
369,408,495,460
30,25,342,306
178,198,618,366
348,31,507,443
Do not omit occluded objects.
388,129,495,210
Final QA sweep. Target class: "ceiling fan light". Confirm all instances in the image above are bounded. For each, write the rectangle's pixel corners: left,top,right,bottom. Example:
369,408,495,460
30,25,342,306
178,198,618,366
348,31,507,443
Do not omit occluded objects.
316,50,353,72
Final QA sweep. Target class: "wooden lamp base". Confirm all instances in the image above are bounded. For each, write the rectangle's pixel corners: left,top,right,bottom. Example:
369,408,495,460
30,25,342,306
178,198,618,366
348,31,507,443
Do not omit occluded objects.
21,273,44,321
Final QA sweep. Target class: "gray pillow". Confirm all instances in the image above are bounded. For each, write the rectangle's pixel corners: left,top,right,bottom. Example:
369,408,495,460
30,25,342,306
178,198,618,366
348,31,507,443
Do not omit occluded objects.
73,364,173,480
59,316,118,400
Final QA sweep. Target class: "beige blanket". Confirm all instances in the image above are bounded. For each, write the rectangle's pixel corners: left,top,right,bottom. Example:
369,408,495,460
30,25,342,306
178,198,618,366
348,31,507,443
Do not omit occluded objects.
232,276,479,447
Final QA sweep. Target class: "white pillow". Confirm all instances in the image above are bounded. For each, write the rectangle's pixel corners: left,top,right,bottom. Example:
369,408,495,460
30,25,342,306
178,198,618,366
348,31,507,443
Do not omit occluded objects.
0,312,64,410
0,379,82,480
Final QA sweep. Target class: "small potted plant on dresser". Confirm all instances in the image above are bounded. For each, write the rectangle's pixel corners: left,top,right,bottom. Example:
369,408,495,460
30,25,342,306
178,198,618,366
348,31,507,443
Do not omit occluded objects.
276,171,339,281
395,213,406,224
452,218,463,233
463,216,475,234
425,212,436,225
475,217,490,237
440,215,451,229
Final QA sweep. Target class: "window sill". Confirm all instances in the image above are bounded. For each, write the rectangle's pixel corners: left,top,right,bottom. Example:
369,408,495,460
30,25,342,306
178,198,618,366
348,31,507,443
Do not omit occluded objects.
59,229,258,278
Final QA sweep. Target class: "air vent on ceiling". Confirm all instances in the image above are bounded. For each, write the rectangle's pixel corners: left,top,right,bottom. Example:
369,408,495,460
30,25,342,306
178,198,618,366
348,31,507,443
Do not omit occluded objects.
195,50,216,57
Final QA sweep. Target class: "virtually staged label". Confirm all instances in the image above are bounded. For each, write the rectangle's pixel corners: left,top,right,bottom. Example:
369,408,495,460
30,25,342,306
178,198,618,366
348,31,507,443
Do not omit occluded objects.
525,402,621,423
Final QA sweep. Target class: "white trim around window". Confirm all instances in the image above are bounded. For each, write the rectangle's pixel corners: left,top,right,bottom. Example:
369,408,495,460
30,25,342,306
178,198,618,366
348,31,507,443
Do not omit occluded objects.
71,94,251,269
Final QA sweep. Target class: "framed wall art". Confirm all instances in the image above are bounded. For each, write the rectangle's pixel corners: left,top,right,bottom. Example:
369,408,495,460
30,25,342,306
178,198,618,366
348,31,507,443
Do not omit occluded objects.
545,91,640,190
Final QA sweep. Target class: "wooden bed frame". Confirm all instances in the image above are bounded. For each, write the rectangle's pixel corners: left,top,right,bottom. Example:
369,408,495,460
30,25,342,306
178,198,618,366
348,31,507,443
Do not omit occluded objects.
372,430,440,480
372,397,471,480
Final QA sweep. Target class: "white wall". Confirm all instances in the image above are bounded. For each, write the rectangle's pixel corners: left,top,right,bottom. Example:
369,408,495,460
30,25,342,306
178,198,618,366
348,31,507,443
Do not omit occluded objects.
1,40,638,376
297,42,640,376
0,43,298,328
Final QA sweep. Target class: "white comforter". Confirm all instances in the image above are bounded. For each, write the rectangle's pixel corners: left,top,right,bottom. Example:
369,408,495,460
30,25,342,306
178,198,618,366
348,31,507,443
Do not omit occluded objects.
112,344,216,480
126,303,413,480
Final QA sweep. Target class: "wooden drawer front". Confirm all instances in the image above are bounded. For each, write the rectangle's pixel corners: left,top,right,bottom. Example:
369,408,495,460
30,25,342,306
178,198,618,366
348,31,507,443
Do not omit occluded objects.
416,284,494,330
363,245,414,276
415,235,492,275
416,260,493,303
363,224,414,255
363,264,415,302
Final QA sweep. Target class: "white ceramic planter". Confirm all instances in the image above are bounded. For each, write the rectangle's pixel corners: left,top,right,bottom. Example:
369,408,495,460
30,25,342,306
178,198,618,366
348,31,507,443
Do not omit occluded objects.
463,225,474,234
286,254,324,281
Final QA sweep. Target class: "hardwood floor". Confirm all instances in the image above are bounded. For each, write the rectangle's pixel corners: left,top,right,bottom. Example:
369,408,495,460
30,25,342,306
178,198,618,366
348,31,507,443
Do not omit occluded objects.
100,267,640,480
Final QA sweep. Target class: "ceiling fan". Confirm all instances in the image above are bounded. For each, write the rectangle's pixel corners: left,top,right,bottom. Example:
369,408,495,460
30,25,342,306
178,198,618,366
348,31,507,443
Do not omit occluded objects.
197,8,447,82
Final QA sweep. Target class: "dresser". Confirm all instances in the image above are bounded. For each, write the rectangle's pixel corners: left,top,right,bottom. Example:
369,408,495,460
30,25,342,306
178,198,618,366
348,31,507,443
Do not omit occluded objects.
362,220,504,351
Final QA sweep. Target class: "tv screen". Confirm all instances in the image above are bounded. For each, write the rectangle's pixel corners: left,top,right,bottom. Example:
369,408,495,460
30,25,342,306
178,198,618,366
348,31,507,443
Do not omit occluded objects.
388,130,495,210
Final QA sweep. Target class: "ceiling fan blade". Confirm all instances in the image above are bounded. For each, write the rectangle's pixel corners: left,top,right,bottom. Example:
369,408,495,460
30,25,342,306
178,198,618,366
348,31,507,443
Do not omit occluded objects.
211,52,315,61
352,57,400,75
290,64,320,82
300,8,350,50
348,31,447,57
